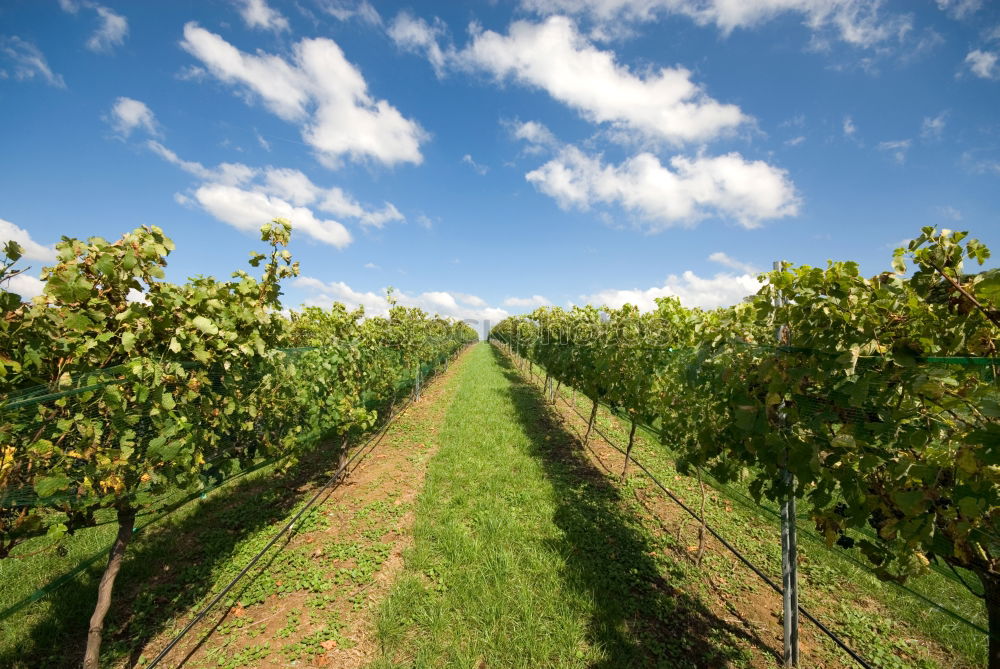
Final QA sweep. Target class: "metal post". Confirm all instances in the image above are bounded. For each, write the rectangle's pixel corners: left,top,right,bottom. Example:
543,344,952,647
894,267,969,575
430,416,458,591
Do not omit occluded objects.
781,471,799,666
774,260,799,667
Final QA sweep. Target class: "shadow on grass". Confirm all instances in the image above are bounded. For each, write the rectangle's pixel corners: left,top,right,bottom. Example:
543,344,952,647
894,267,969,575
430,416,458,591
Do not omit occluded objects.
0,384,417,669
492,347,776,668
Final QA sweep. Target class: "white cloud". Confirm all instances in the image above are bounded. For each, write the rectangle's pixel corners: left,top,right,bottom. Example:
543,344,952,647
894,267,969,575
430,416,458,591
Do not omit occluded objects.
503,295,552,308
109,97,159,138
86,6,128,53
388,12,448,76
0,219,57,264
58,1,127,53
510,119,558,147
363,262,380,269
180,22,425,167
453,17,747,145
843,115,857,137
453,293,488,307
525,145,799,229
195,184,352,248
708,251,758,274
294,277,509,328
261,168,403,228
321,0,382,26
920,111,947,140
3,272,45,300
521,0,912,48
877,139,911,164
580,270,762,311
147,140,254,184
965,49,999,79
785,135,805,147
236,0,289,31
462,154,489,175
147,142,404,245
0,36,65,88
937,0,983,20
262,167,321,205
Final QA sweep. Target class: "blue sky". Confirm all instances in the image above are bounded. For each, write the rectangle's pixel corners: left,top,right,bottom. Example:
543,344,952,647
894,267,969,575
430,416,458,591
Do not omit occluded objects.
2,0,999,335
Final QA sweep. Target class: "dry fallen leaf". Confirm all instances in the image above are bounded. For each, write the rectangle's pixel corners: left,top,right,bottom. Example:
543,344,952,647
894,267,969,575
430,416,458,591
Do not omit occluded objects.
320,639,338,650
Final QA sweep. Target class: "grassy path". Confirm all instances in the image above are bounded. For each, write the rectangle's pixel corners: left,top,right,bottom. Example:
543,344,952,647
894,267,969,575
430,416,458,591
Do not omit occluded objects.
370,343,762,668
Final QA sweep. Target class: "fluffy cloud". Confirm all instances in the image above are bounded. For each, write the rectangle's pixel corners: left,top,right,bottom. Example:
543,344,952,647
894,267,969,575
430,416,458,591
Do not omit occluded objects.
180,23,425,167
59,1,128,53
0,219,57,263
388,12,448,75
109,97,159,137
580,270,762,311
236,0,289,32
0,220,54,300
86,6,128,52
503,295,552,308
843,115,857,137
452,17,747,145
261,167,402,228
525,145,799,229
148,142,404,246
4,272,45,300
0,36,65,88
510,120,558,147
194,184,352,248
453,293,487,307
966,49,999,79
521,0,912,48
294,277,508,332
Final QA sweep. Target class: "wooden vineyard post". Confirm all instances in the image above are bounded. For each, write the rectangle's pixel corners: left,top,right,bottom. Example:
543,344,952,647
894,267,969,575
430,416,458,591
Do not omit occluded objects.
774,260,799,667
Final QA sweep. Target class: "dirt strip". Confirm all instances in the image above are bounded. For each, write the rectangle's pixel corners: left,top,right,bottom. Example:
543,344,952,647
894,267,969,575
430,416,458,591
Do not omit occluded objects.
133,349,469,669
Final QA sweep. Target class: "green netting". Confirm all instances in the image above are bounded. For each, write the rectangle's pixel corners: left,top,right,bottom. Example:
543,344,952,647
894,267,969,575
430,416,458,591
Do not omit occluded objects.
0,343,464,623
0,343,460,510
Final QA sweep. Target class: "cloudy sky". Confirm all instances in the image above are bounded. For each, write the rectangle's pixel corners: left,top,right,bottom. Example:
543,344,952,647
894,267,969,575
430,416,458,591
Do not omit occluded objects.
2,0,999,334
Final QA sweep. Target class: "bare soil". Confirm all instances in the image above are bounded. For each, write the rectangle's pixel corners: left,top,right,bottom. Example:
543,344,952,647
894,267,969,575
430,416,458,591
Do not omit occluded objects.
133,350,469,669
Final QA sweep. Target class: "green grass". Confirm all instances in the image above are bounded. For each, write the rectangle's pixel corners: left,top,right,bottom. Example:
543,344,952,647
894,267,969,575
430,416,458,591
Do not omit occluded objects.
371,343,762,668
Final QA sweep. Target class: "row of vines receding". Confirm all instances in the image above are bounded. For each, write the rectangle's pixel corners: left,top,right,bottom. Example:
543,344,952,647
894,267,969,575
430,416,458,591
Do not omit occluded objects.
0,219,477,668
489,227,1000,667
